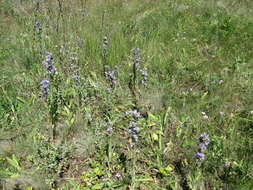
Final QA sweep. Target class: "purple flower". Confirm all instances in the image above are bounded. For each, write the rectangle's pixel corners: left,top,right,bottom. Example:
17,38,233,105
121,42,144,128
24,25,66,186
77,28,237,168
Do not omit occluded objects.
128,116,140,146
195,152,205,162
40,80,50,96
126,110,141,120
72,74,79,81
41,53,56,76
107,127,113,134
40,80,49,89
128,121,140,134
127,110,141,147
105,121,113,134
104,65,119,88
45,53,53,62
46,65,56,75
199,143,207,152
199,133,210,146
195,133,210,163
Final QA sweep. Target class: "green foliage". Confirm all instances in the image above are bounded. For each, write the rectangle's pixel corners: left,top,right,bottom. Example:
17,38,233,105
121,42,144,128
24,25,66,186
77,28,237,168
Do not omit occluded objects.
0,155,21,178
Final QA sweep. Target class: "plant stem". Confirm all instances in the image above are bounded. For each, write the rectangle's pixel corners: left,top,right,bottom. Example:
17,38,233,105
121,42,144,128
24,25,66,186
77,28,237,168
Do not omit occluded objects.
131,148,136,189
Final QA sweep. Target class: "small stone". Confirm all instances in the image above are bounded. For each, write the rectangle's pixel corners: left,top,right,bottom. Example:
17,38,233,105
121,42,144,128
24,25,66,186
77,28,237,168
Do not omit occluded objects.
220,112,225,116
224,161,231,168
202,115,209,120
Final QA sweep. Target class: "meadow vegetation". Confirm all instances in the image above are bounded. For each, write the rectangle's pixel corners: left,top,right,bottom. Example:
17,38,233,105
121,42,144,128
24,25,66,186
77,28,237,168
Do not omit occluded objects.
0,0,253,189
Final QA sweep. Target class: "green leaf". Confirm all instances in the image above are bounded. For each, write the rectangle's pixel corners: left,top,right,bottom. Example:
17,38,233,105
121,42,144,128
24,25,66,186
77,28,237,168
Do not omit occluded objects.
148,113,159,121
6,155,21,171
151,133,159,141
92,183,103,190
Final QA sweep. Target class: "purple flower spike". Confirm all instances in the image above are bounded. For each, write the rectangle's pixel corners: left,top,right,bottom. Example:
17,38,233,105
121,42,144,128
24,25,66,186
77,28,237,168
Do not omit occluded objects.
195,132,210,163
41,52,56,76
40,80,50,96
127,110,142,147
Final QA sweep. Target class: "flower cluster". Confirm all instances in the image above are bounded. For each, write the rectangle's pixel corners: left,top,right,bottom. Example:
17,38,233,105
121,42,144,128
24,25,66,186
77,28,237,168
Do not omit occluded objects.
40,52,56,97
40,80,50,96
104,65,119,88
42,52,56,76
195,133,210,162
128,121,140,143
126,110,141,120
195,152,205,162
105,121,113,134
126,109,141,146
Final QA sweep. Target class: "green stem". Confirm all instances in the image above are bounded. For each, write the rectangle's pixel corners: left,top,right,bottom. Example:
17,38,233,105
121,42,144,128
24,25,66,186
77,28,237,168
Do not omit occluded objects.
131,148,136,189
107,135,112,169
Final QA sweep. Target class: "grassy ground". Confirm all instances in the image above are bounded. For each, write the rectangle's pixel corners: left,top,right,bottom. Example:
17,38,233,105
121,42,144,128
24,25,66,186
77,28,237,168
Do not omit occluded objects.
0,0,253,189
